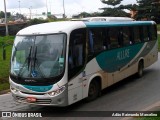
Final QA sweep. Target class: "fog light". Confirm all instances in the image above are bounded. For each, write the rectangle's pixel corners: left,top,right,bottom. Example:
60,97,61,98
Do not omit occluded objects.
11,87,18,93
48,86,65,96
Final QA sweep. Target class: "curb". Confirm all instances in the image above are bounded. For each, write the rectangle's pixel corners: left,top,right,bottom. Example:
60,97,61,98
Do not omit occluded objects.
0,89,10,95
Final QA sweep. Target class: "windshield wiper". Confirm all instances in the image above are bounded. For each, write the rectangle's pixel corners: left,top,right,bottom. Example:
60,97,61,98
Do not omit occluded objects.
32,46,45,78
28,46,32,70
18,46,32,76
33,46,37,69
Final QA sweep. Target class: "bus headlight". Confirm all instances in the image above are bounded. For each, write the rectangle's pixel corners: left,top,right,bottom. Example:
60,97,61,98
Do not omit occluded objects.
48,86,65,96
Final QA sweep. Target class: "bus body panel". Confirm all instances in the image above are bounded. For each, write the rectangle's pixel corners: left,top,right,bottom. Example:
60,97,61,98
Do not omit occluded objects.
143,41,158,68
68,74,83,105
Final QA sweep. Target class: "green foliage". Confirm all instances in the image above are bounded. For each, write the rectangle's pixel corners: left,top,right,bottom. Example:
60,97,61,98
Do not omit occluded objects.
100,0,128,17
27,18,50,26
136,117,160,120
0,11,5,18
78,12,92,18
0,82,10,92
136,0,153,20
136,0,160,23
118,4,138,11
0,36,14,47
100,8,130,17
101,0,122,6
72,12,101,18
157,24,160,31
0,36,14,87
0,46,12,82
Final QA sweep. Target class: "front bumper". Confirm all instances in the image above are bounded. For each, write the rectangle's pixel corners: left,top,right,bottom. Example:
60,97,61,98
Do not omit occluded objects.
10,84,68,106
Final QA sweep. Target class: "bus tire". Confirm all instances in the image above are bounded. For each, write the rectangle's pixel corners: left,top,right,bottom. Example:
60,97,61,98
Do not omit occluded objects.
137,61,144,78
86,80,100,102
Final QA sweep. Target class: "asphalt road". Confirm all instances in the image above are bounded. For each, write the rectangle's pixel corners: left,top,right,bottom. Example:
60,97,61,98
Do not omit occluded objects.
0,53,160,120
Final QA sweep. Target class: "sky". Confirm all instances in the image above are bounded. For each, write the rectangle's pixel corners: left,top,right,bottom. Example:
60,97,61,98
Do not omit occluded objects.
0,0,137,17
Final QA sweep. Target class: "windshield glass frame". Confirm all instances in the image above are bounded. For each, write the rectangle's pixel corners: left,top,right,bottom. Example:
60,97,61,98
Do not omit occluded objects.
10,33,67,80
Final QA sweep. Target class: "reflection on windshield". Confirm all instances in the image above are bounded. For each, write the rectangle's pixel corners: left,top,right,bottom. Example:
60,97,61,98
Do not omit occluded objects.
11,34,66,78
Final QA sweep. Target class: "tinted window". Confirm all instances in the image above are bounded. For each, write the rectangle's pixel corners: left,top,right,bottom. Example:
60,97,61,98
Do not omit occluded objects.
122,27,132,46
143,26,149,41
88,28,105,53
68,28,86,80
108,27,121,48
133,26,141,43
149,25,157,41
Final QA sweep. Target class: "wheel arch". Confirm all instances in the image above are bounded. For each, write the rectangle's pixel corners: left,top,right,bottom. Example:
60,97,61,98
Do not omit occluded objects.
138,58,144,68
87,74,102,97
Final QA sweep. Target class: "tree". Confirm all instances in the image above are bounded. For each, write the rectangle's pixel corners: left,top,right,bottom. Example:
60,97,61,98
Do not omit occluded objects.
0,11,5,18
118,4,138,11
100,8,130,17
101,0,122,6
136,0,160,22
100,0,129,17
150,0,160,23
78,12,92,18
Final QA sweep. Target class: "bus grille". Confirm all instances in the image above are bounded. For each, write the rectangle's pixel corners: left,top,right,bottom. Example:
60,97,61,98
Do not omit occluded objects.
21,91,45,95
16,96,52,104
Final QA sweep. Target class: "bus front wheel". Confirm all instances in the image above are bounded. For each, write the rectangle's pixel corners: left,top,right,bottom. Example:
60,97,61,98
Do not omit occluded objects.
86,80,100,102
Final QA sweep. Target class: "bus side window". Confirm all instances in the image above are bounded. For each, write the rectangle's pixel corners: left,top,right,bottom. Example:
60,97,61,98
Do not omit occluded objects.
109,27,121,48
68,29,86,80
105,28,110,49
149,25,157,41
143,26,149,41
88,28,105,53
122,27,131,46
133,26,141,43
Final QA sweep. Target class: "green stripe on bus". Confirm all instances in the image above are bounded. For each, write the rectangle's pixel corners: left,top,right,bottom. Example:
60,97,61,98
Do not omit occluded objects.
23,85,53,92
96,43,144,73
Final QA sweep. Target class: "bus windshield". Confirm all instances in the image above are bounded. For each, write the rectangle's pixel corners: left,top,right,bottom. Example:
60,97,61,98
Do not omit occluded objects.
11,34,66,78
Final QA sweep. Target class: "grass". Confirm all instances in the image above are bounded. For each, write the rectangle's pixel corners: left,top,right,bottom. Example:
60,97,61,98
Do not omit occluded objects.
0,36,14,92
0,82,10,92
0,46,12,80
0,36,15,41
0,46,12,91
136,118,160,120
157,24,160,31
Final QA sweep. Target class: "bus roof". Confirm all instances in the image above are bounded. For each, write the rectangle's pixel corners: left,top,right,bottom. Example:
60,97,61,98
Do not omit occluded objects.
17,21,86,35
17,21,156,35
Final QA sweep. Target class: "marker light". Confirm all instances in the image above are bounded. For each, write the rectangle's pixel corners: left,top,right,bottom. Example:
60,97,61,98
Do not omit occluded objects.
48,86,65,96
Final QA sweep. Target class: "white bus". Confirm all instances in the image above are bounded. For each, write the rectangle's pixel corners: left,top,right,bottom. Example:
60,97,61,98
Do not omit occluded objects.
10,21,158,106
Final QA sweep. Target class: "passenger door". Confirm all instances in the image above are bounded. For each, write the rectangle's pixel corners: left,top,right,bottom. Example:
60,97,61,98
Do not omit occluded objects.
68,28,86,105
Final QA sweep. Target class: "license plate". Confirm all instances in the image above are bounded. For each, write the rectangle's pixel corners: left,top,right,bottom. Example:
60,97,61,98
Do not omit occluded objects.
27,97,37,103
